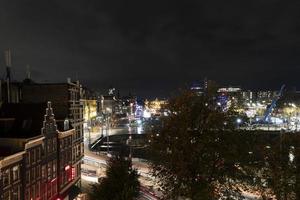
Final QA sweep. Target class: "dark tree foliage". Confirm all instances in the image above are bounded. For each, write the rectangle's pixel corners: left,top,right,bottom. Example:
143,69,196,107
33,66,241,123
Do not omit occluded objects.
248,133,300,200
148,91,243,199
148,90,300,199
89,156,140,200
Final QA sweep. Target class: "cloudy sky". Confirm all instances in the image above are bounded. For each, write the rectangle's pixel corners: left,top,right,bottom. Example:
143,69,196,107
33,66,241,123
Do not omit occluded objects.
0,0,300,97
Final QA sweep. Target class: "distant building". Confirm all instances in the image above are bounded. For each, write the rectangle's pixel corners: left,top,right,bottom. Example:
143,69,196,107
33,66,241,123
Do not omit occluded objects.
0,102,79,200
0,81,22,104
99,95,116,115
255,90,277,103
190,82,204,95
241,90,254,103
145,98,167,116
82,88,98,126
217,87,243,108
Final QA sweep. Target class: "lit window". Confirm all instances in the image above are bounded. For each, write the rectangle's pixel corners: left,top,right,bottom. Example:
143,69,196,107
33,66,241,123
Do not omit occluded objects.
42,165,46,179
3,169,10,185
48,163,51,180
60,140,64,149
12,165,19,181
53,162,57,178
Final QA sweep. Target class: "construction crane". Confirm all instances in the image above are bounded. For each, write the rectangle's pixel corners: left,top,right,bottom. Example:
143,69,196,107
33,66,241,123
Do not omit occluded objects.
262,84,285,122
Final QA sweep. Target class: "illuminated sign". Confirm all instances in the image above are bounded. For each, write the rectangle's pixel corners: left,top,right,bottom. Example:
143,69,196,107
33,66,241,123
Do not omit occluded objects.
71,167,76,180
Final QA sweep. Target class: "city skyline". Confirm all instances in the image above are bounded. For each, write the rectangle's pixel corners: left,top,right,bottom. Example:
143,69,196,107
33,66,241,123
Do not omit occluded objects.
0,0,299,97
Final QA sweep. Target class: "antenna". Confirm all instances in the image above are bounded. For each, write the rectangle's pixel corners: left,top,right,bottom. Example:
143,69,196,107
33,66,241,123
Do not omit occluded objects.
4,48,12,68
4,49,11,103
26,64,31,79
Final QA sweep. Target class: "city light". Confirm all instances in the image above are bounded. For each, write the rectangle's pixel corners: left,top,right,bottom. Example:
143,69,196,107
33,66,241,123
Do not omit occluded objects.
1,2,300,199
143,110,151,118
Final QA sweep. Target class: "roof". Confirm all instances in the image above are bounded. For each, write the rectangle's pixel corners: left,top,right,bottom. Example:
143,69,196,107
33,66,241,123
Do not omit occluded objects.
0,103,73,139
0,146,23,157
0,103,47,138
102,95,116,100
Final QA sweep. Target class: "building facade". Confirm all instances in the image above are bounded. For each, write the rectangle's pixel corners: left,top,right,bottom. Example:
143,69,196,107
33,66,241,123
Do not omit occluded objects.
21,79,84,188
0,102,80,200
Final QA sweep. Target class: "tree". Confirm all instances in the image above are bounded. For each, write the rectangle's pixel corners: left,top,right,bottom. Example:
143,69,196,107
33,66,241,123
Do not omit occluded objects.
89,155,140,200
147,90,300,199
148,91,243,199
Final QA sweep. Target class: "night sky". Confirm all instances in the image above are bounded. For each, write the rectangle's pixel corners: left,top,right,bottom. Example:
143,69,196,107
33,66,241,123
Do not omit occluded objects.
1,0,300,97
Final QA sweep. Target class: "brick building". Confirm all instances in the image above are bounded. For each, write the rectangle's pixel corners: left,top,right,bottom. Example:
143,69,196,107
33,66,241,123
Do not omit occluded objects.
21,79,84,189
0,102,81,200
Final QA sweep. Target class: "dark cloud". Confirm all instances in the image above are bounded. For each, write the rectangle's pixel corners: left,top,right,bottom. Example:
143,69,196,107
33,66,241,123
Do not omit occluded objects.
0,0,300,97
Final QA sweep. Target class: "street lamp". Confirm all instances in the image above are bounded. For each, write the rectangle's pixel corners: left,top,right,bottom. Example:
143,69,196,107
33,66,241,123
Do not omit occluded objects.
104,108,111,156
236,118,242,129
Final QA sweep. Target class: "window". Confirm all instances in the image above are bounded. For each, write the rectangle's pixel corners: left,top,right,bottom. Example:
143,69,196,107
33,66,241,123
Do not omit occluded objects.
26,152,30,166
36,165,40,179
36,147,41,161
47,162,51,180
31,185,35,199
77,145,80,157
47,183,51,199
47,139,52,153
53,162,57,178
25,188,30,200
12,186,19,200
3,191,10,200
72,147,75,161
41,143,45,157
81,143,84,155
52,181,57,196
30,150,35,164
12,165,19,181
3,169,10,185
42,165,46,180
31,167,35,182
60,140,64,149
36,182,40,198
26,171,30,185
53,138,57,152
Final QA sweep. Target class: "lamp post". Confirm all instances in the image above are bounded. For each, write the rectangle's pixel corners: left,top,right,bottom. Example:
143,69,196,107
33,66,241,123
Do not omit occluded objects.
88,126,91,146
105,107,111,156
127,127,133,161
106,115,110,156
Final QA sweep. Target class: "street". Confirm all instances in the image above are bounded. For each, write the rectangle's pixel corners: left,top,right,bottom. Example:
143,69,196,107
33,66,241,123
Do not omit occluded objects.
82,125,162,199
